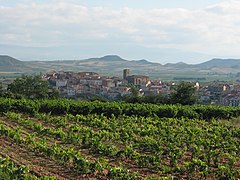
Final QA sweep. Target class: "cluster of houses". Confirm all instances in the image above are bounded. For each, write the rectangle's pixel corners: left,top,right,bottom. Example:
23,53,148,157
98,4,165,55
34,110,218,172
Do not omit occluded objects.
2,69,240,106
43,69,240,106
43,69,174,100
201,83,240,106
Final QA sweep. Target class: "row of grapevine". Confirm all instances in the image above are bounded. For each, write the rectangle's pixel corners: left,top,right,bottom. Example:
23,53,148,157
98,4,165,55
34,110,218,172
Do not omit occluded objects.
0,97,239,120
0,155,55,180
0,120,150,179
3,111,240,179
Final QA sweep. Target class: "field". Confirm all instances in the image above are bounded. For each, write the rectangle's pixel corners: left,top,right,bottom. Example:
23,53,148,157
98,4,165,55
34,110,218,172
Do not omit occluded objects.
0,98,239,179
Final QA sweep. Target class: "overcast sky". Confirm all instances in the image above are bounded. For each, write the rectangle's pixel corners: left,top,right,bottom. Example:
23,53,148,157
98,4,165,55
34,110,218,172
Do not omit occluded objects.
0,0,240,64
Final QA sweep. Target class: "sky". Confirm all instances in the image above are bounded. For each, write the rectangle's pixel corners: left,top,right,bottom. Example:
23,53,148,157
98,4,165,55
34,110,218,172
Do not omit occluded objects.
0,0,240,64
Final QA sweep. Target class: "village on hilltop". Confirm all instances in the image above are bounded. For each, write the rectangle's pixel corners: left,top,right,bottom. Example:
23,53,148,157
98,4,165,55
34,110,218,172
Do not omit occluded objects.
41,69,240,106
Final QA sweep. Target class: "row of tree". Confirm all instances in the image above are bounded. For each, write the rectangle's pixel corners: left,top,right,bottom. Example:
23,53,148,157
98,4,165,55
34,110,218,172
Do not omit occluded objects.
0,75,198,105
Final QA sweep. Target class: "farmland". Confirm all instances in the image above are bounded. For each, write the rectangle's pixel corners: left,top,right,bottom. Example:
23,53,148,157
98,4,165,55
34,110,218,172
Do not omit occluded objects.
0,98,239,179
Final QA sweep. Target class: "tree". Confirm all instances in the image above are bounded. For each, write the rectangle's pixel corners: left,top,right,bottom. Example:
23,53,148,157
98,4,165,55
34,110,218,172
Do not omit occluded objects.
8,75,49,99
89,95,108,102
0,82,3,96
0,82,14,98
170,81,198,105
128,84,139,97
48,89,60,99
122,84,141,103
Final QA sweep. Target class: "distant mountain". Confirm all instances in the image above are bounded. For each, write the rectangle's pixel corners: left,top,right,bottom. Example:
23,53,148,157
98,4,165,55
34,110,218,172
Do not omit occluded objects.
196,58,240,68
80,55,128,65
164,62,191,68
0,55,28,72
1,55,240,81
0,55,23,66
99,55,127,62
0,55,161,77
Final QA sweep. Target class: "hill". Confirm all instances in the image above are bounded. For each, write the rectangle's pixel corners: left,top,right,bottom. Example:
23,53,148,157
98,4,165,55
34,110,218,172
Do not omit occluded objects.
0,55,27,72
26,55,163,77
196,58,240,68
164,61,192,68
1,55,240,81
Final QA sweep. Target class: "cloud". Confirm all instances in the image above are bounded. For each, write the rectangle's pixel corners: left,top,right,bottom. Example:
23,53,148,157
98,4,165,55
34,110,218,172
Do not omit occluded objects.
0,0,240,58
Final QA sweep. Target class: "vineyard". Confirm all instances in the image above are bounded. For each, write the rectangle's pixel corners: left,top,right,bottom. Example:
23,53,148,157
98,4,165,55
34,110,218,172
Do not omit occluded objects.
0,98,239,179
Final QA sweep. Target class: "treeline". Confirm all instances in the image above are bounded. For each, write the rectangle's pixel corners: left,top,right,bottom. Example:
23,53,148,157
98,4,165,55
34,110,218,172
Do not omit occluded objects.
0,97,239,120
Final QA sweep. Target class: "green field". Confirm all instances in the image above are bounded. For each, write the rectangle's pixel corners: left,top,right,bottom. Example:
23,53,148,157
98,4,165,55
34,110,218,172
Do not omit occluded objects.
0,98,239,179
